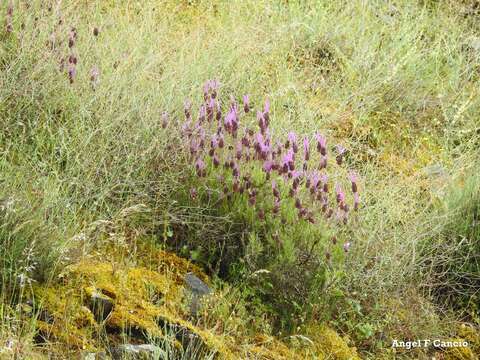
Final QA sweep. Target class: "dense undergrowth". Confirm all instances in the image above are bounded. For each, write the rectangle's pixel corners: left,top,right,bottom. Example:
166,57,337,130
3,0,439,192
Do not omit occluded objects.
0,0,479,359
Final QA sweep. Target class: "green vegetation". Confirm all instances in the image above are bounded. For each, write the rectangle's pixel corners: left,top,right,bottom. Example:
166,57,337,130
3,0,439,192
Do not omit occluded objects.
0,0,479,359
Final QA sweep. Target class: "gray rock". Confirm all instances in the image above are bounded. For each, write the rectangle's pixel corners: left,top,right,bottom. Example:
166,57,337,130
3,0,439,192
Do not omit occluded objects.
89,290,114,323
184,273,212,316
184,273,211,296
110,344,161,360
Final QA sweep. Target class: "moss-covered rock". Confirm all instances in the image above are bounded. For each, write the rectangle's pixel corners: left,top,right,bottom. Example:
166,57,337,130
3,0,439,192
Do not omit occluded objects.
30,246,360,359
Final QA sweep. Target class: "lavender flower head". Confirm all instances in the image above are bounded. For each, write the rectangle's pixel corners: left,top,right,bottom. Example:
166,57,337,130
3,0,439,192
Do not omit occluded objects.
336,144,346,165
349,171,358,193
243,94,250,113
303,137,310,161
315,133,327,155
287,132,298,153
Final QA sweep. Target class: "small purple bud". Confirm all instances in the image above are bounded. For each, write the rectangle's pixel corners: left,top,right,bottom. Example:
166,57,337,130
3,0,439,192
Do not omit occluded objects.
343,242,351,253
68,64,76,84
232,163,240,178
195,158,206,177
272,180,280,198
353,192,360,211
199,105,206,122
213,154,220,167
236,142,242,160
319,155,327,169
336,145,346,165
263,99,270,126
287,132,297,152
243,94,250,113
303,137,310,161
161,112,169,129
315,133,327,155
307,213,315,224
335,184,345,204
184,100,192,119
295,198,301,209
190,188,197,200
68,54,77,65
258,209,265,221
349,171,358,193
272,201,280,215
263,160,274,174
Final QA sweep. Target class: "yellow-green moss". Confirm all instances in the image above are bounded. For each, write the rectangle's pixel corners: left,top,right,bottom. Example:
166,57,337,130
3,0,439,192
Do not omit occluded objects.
32,249,234,357
31,247,359,359
306,325,361,360
444,324,480,360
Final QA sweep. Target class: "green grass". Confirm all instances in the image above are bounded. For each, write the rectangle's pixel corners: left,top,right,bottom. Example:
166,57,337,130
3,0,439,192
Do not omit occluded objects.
1,0,479,358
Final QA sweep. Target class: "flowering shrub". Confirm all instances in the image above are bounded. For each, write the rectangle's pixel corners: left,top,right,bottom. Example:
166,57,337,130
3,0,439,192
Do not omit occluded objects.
178,80,359,238
166,80,362,329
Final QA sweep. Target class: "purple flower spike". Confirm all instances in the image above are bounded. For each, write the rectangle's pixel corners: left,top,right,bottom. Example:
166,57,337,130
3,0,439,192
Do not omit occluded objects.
273,199,280,215
294,198,301,209
303,137,310,161
319,155,327,169
272,180,280,198
199,104,206,123
236,142,243,160
349,171,358,193
213,154,220,167
218,133,225,148
215,100,222,121
263,160,274,173
315,133,327,155
336,145,346,165
207,98,215,121
68,64,76,84
288,132,298,153
232,163,240,178
184,100,192,119
195,158,206,177
335,183,345,204
257,111,267,134
311,172,320,192
243,94,250,113
353,192,360,211
263,99,270,126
